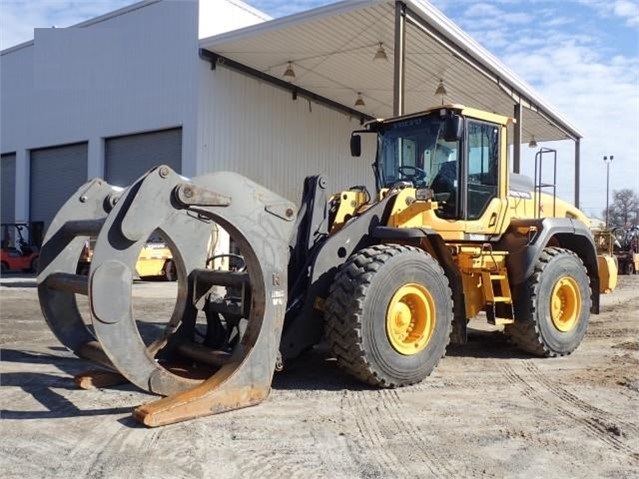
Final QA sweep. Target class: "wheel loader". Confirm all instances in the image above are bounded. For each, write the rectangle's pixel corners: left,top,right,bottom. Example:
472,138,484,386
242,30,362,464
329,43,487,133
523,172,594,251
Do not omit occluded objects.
37,105,618,426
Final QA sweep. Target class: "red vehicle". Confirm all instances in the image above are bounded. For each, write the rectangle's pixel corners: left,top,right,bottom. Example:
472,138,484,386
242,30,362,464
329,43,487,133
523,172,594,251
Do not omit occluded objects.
1,223,40,273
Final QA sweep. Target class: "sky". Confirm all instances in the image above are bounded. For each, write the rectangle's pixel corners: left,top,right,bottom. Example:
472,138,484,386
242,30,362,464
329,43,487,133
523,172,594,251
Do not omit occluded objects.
0,0,637,217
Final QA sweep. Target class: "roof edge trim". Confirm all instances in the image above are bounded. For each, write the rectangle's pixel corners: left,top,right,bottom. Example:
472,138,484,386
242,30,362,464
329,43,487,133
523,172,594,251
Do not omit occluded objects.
1,0,162,56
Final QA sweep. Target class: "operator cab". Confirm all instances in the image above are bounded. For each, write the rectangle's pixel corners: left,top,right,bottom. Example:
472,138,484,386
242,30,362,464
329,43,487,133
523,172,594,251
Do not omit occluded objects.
352,106,504,223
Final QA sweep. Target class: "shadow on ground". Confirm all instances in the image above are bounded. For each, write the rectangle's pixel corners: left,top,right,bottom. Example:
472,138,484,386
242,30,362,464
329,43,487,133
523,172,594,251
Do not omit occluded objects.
1,348,134,421
0,280,37,288
446,328,532,359
1,326,534,421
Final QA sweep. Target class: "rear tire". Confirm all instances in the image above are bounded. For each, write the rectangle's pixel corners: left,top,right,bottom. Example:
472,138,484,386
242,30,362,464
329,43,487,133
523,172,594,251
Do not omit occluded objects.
624,261,635,275
30,256,39,274
1,262,7,274
325,244,453,387
506,247,591,357
163,260,176,282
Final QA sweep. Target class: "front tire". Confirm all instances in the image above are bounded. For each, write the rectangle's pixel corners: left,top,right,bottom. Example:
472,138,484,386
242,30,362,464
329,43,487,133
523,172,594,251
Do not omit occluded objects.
506,247,591,357
325,244,453,387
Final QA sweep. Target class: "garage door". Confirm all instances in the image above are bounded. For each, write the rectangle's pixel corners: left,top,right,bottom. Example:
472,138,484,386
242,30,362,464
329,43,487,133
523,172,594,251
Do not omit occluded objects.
1,153,16,224
30,143,88,229
105,128,182,187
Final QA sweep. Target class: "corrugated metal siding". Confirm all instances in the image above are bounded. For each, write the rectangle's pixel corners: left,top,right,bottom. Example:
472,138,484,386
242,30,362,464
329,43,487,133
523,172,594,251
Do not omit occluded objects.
197,66,376,203
30,143,87,229
1,153,16,223
105,128,182,187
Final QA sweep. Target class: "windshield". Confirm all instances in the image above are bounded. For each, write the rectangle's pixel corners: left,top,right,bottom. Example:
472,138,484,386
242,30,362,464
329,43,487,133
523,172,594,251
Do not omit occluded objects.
376,114,459,190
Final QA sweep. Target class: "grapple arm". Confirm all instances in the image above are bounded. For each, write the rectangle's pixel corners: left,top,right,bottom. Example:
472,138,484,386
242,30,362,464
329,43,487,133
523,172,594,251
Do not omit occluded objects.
38,166,296,426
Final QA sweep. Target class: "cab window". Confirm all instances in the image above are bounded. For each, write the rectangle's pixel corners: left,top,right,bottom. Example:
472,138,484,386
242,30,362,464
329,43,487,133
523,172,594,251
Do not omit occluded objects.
466,121,499,220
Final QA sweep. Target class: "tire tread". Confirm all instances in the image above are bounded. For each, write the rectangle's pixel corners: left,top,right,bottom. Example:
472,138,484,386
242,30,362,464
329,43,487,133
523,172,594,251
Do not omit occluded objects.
325,244,452,387
506,247,590,357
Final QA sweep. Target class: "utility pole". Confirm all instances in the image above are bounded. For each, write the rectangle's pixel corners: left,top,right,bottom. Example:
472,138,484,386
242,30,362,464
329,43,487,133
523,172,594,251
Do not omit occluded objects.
603,155,614,229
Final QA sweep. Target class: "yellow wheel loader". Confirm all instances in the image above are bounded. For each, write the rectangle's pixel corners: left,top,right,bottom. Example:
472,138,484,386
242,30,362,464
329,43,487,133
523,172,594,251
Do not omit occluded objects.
76,234,176,281
37,105,617,426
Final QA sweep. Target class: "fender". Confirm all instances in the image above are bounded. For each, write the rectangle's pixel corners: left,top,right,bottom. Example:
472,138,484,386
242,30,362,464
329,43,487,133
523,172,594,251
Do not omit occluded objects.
495,218,600,314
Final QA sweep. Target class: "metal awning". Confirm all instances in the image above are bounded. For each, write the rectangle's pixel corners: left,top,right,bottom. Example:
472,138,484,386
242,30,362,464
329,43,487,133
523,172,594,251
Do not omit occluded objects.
199,0,583,145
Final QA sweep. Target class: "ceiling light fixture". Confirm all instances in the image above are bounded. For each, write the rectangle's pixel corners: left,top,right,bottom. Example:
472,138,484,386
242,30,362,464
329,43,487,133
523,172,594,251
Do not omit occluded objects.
283,61,296,79
528,136,538,148
355,92,366,107
373,42,388,61
435,79,447,105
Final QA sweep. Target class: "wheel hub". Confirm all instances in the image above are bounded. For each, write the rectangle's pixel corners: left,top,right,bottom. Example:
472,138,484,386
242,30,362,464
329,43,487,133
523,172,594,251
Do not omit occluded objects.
550,276,581,332
386,283,436,355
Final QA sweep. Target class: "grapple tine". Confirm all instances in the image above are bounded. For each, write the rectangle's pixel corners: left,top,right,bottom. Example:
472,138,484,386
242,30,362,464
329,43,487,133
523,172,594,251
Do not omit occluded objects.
37,178,119,365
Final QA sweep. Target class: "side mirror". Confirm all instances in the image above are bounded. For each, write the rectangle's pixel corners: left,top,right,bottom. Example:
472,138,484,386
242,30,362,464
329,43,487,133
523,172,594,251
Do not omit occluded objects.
443,115,463,142
350,134,362,157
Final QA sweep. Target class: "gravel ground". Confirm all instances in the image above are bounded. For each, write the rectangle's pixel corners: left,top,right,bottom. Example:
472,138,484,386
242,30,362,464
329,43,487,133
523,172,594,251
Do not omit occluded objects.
1,274,638,478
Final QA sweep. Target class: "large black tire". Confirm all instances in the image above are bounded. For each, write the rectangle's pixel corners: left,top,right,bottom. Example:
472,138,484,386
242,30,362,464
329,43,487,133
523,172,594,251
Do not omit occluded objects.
624,261,635,275
30,256,39,274
163,260,177,282
506,247,591,357
325,244,453,388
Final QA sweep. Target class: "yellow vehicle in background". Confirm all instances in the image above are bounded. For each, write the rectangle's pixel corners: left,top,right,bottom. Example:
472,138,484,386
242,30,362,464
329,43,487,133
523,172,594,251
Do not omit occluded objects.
77,231,176,281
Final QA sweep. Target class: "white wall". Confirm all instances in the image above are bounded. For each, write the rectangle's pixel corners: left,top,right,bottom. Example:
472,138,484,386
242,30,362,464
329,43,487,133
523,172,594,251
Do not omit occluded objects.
0,0,200,222
196,64,377,203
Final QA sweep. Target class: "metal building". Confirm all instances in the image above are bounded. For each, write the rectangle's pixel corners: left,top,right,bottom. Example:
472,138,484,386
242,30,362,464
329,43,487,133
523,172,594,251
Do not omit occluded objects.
1,0,583,230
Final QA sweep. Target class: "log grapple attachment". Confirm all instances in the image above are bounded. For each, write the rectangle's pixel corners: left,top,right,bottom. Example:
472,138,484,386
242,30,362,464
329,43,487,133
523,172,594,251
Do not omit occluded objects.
38,166,296,426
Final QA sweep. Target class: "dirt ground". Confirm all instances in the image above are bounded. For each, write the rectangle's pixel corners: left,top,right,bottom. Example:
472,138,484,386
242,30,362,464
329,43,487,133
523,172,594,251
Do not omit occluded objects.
1,274,638,478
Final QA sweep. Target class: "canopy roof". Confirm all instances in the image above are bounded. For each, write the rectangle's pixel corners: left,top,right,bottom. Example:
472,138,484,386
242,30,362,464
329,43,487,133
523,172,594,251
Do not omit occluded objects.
200,0,582,143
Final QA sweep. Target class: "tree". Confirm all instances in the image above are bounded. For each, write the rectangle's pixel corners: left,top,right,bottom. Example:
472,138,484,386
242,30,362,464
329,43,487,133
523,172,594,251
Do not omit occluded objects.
603,189,639,227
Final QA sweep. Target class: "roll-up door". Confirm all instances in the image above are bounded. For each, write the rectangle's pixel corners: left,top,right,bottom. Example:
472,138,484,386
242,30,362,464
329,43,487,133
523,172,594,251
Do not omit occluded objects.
1,153,16,224
30,143,88,229
105,128,182,187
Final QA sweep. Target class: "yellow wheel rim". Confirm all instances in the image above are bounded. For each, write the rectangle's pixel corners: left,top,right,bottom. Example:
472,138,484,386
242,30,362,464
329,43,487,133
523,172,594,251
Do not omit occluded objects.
550,276,581,332
386,283,436,355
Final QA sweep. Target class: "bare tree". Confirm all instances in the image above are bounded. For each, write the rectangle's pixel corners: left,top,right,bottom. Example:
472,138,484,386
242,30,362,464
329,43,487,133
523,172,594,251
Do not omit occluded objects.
603,189,639,227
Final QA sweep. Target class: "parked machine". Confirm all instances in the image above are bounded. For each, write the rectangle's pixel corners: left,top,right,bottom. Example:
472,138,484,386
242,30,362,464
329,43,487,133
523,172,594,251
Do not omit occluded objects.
1,223,41,273
76,233,176,281
612,226,639,275
37,105,617,426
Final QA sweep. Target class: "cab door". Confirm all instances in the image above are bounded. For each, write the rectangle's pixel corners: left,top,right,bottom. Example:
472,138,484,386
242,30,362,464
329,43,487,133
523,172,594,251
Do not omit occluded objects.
462,120,507,237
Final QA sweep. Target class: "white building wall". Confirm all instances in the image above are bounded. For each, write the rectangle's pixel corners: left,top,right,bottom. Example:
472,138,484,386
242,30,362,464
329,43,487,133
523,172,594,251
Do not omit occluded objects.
0,0,200,222
196,65,376,203
1,0,374,223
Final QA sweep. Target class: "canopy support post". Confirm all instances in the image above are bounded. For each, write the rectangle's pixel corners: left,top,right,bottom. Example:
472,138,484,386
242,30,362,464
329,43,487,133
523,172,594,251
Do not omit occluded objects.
393,1,406,116
513,102,522,174
574,138,581,208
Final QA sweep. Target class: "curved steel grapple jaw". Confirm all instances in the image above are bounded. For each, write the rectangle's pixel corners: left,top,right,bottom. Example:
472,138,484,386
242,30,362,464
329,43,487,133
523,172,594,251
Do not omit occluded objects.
38,166,296,426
